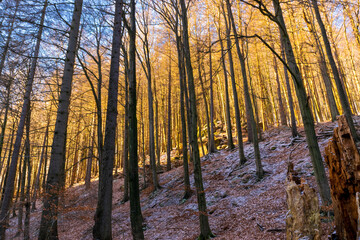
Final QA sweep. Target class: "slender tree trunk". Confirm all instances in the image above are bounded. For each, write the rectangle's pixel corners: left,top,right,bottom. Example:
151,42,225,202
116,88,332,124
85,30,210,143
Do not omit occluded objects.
0,84,12,167
197,51,211,156
303,11,339,121
273,0,331,205
121,46,130,202
17,144,26,235
154,84,161,167
85,113,95,190
24,156,31,240
218,29,234,150
0,0,20,78
128,0,144,238
38,1,82,238
223,8,246,164
167,55,172,171
0,2,48,237
281,41,298,137
142,25,160,189
17,111,31,237
208,30,215,153
93,1,123,238
177,35,192,200
180,0,213,238
70,121,81,187
226,0,263,177
311,0,357,140
273,54,287,126
32,116,49,210
0,121,15,204
24,112,31,240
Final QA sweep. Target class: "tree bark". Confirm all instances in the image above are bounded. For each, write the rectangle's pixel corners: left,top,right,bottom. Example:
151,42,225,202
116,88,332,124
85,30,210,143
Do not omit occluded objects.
324,115,360,240
208,29,216,153
311,0,357,140
223,6,246,164
93,1,123,238
32,114,49,209
273,54,287,126
272,0,331,205
0,0,20,78
38,1,82,238
167,52,172,171
128,0,144,238
280,40,298,137
226,0,262,177
303,10,339,121
0,1,48,237
180,0,213,238
218,28,234,150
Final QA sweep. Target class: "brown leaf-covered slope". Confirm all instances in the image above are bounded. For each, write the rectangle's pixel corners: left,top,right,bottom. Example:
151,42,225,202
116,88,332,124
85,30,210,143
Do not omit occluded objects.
7,120,343,240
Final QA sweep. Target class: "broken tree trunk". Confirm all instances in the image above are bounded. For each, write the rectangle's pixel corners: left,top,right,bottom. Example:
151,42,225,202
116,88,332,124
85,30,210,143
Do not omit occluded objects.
324,115,360,240
286,165,321,240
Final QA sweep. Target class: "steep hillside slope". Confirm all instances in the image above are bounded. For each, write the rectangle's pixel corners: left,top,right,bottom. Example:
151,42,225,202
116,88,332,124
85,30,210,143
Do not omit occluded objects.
7,121,340,239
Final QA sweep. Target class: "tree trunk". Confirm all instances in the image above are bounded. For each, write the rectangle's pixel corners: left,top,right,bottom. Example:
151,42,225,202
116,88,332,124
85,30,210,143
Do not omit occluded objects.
175,28,192,200
24,112,31,240
180,0,213,238
303,11,339,121
128,0,144,238
154,77,161,167
166,53,172,171
311,0,357,140
273,0,331,205
226,0,262,177
85,113,95,190
208,30,216,153
223,7,246,164
32,115,49,210
0,1,48,237
38,1,82,238
142,21,160,189
218,29,234,150
197,52,211,156
286,174,321,240
281,40,298,137
0,83,12,168
0,0,20,77
273,54,287,126
324,115,360,240
93,1,123,238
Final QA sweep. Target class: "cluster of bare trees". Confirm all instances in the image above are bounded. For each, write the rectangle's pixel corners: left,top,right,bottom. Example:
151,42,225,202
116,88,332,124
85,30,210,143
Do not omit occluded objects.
0,0,359,239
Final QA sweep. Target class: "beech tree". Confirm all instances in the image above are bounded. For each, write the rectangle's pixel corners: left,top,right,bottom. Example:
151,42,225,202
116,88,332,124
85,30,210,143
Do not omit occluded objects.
180,0,213,238
225,0,263,177
127,0,144,238
93,0,123,239
38,0,83,238
271,0,331,204
311,0,358,140
0,1,47,237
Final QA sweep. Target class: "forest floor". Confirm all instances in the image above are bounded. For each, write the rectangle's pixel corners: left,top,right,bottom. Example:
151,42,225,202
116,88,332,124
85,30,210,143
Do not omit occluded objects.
6,119,345,240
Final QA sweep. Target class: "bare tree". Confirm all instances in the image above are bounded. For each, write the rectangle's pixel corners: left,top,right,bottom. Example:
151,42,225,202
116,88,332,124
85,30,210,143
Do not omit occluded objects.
179,0,214,238
127,0,144,238
93,0,123,238
38,0,83,238
0,1,48,237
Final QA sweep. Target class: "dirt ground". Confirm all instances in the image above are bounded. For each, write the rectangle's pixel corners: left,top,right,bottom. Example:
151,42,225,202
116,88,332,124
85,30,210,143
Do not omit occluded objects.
7,120,342,239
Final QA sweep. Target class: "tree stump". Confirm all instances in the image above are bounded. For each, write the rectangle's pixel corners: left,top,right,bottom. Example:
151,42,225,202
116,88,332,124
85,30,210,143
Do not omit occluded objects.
324,115,360,240
286,168,321,240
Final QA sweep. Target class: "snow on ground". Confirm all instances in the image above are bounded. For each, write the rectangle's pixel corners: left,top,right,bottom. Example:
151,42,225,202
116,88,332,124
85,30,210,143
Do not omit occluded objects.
7,120,341,240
